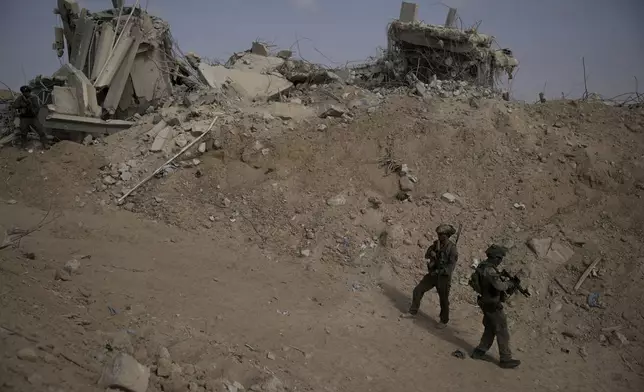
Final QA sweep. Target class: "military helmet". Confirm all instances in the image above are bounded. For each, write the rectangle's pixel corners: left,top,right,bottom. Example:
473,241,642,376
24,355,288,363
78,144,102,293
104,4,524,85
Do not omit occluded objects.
20,85,31,94
485,244,507,258
436,224,456,236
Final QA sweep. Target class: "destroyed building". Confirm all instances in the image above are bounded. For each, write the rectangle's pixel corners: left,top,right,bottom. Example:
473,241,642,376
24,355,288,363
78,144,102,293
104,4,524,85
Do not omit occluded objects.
34,0,198,139
386,2,518,87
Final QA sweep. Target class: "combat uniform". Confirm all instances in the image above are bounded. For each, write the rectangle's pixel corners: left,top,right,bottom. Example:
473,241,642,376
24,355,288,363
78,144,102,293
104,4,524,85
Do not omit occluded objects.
471,245,520,369
11,92,48,146
408,224,458,325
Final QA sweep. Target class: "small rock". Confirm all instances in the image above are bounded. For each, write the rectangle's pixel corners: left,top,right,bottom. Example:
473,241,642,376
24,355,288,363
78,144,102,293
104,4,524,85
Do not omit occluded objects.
381,224,405,249
157,358,173,377
319,105,346,118
55,268,71,281
368,196,382,208
300,249,311,258
441,192,457,203
123,203,135,211
158,347,171,360
277,50,293,59
513,202,526,210
326,193,346,206
174,133,188,148
250,375,284,392
99,353,150,392
266,352,276,360
27,373,43,386
399,176,414,192
17,347,38,362
42,352,57,364
120,172,132,182
613,331,629,346
403,238,413,246
549,302,563,313
289,98,302,104
103,176,117,185
7,199,17,205
316,124,327,132
198,143,206,153
82,134,93,145
107,330,134,354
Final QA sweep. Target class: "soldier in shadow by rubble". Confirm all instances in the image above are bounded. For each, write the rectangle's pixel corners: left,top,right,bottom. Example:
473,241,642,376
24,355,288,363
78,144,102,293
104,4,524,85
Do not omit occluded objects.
11,86,49,148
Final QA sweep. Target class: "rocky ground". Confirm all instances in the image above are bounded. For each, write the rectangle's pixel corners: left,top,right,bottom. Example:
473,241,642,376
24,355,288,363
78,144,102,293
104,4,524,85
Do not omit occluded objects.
1,91,643,392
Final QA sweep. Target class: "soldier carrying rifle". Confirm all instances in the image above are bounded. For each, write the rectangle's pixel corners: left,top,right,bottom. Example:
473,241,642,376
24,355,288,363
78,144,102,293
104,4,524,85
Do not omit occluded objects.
402,224,460,329
468,244,529,369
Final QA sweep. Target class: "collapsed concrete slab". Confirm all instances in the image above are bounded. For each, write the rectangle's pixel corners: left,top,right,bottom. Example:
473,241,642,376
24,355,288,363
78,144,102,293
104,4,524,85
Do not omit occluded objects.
44,113,133,135
91,22,116,80
229,53,285,73
198,64,292,100
103,29,142,115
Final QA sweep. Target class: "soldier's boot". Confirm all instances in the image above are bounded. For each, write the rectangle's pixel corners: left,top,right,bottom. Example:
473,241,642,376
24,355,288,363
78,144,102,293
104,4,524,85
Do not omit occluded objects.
470,349,486,360
499,359,521,369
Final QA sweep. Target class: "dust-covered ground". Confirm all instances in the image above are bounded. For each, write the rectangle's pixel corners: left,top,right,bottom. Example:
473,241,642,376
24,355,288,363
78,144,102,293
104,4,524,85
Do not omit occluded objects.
1,96,643,392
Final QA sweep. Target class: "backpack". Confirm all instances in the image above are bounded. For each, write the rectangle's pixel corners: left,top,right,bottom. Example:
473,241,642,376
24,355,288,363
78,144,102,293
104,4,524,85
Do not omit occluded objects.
468,265,484,294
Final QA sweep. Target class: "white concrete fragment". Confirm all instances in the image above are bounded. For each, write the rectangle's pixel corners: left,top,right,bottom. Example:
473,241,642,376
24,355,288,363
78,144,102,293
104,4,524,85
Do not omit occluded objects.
150,126,172,152
145,120,167,139
441,192,457,203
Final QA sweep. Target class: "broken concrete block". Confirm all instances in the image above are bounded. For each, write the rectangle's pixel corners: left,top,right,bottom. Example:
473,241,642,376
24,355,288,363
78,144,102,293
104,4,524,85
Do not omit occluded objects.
150,127,172,152
441,192,457,203
319,105,346,118
230,53,285,73
251,42,269,56
58,64,102,117
51,86,79,115
399,2,418,23
98,353,150,392
197,64,292,100
277,50,293,59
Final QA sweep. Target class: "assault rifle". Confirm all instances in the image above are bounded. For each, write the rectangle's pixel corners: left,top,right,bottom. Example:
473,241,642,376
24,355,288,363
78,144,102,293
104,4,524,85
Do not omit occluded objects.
500,269,531,298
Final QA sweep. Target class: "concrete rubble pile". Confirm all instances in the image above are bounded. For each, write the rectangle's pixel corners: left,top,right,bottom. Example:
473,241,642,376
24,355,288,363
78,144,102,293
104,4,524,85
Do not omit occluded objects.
0,89,15,139
384,2,518,99
36,0,203,139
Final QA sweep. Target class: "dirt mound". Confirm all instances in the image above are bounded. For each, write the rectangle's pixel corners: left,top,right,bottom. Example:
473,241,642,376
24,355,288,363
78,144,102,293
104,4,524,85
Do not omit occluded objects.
1,141,106,210
1,96,643,391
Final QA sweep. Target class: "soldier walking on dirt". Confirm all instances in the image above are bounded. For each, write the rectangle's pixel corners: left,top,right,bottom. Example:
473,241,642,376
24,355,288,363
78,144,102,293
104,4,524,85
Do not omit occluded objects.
11,86,49,148
469,244,521,369
402,224,458,329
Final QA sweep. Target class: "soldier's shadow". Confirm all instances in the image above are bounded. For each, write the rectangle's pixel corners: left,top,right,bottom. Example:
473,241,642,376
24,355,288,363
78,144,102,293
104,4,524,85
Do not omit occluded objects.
379,282,479,354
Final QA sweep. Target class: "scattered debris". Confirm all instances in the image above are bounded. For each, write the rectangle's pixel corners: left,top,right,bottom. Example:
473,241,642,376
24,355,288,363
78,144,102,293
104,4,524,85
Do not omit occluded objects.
574,257,602,291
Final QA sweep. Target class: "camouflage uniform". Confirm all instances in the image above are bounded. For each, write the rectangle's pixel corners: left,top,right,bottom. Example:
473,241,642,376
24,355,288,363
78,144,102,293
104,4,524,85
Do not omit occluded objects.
471,245,520,369
408,224,458,325
11,88,48,146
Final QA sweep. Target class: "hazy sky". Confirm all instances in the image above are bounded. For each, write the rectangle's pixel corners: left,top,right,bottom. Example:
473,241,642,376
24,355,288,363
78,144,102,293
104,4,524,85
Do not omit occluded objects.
1,0,643,101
